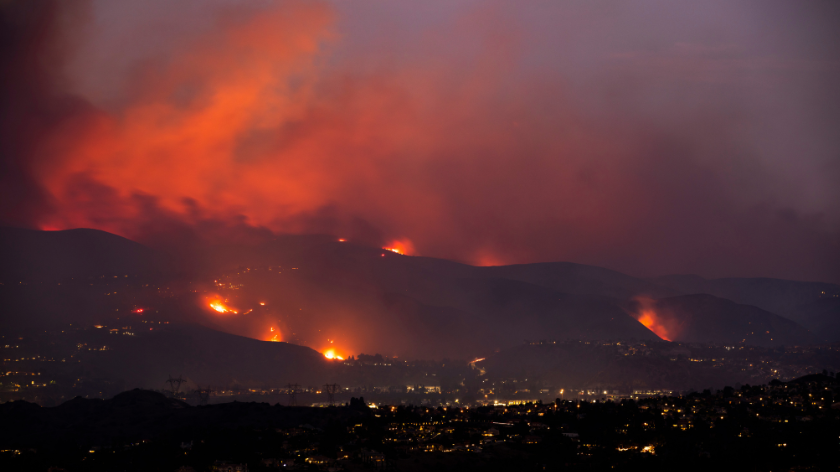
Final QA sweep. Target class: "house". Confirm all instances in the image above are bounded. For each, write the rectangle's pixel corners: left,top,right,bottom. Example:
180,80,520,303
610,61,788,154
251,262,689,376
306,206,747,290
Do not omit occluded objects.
359,449,386,469
210,461,248,472
305,455,331,466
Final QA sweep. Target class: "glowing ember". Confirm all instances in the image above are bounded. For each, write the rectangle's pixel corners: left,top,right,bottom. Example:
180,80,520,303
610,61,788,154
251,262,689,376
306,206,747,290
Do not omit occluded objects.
338,238,346,242
260,302,266,306
132,308,144,314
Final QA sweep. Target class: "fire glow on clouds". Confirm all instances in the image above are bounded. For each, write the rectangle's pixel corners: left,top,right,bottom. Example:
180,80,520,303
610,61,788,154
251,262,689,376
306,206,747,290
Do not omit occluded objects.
3,0,840,282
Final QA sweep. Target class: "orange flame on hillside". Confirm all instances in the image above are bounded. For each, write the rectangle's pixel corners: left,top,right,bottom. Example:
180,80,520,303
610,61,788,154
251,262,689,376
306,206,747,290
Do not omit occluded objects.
636,310,672,342
631,297,673,342
383,238,415,256
323,349,344,360
208,299,238,314
267,326,282,342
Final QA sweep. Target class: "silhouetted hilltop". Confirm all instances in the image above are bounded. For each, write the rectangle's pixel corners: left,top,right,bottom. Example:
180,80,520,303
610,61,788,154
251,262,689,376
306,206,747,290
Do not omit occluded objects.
632,294,815,346
479,262,677,299
781,373,839,385
650,274,840,320
790,298,840,343
0,227,161,282
73,323,336,389
0,389,368,451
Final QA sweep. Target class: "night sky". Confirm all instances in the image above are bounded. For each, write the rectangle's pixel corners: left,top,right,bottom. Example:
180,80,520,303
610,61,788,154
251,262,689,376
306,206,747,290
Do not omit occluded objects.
2,0,839,283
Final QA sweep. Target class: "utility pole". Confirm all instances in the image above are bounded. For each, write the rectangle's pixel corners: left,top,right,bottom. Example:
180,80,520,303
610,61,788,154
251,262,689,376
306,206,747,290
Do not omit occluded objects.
286,383,301,406
165,375,186,398
324,383,341,406
194,385,213,406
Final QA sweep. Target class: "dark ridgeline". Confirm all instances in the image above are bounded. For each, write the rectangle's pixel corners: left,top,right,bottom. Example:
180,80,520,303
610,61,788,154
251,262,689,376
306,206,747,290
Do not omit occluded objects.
0,227,161,282
625,293,817,346
0,375,838,472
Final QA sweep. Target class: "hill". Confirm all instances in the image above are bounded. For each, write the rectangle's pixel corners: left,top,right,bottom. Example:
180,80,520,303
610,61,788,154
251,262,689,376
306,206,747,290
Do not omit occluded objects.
71,323,336,389
1,228,828,364
0,388,367,451
650,274,840,321
0,227,162,282
627,294,816,347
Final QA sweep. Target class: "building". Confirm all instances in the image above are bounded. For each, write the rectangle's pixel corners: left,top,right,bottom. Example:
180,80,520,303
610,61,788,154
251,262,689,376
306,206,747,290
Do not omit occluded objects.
210,461,248,472
305,455,331,466
360,448,387,469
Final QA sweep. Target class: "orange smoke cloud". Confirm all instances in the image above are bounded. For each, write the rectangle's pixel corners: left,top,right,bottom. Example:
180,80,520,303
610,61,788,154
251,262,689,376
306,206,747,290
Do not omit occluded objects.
8,0,839,285
636,310,672,342
630,296,677,342
29,0,626,263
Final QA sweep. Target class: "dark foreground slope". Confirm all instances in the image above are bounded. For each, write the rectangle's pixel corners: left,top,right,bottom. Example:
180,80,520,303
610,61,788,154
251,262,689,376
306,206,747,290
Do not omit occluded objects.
0,389,368,450
1,378,839,472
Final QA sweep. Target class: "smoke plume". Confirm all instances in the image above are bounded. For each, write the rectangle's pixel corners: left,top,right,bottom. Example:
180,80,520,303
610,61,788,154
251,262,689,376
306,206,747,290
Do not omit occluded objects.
2,0,840,282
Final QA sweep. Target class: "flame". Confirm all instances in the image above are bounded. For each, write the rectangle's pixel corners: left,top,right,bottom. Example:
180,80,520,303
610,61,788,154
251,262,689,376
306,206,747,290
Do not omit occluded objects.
636,310,672,342
208,300,238,314
630,297,674,342
323,349,344,361
382,238,415,256
132,308,144,314
259,302,266,306
268,326,282,342
338,238,346,242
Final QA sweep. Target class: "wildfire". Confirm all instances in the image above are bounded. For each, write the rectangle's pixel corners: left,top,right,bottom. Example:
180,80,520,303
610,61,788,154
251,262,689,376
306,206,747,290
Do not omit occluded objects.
637,310,672,342
132,308,144,314
323,349,344,361
268,326,281,342
382,238,415,256
631,297,673,342
208,300,237,314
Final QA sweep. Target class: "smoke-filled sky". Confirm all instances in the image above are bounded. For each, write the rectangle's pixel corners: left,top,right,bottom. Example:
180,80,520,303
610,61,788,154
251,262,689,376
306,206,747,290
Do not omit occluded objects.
2,0,839,282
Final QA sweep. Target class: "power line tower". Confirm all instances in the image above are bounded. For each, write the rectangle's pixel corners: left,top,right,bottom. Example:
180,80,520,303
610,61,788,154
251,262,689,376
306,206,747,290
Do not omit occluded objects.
165,375,186,398
194,385,213,406
324,383,341,406
286,383,301,406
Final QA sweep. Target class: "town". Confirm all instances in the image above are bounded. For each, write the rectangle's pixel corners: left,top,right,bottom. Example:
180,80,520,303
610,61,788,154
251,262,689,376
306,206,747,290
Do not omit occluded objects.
3,318,840,407
1,374,838,471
